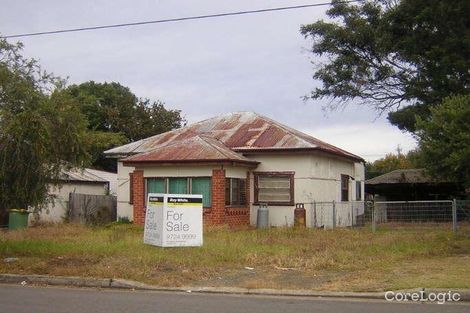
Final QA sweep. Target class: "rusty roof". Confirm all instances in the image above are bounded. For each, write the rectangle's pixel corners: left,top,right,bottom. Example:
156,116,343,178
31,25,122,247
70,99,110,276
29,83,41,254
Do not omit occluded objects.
122,135,259,166
60,168,108,183
366,169,440,185
105,112,363,162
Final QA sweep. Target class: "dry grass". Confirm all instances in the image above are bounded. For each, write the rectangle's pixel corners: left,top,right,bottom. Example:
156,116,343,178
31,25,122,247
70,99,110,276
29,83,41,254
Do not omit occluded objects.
0,223,469,291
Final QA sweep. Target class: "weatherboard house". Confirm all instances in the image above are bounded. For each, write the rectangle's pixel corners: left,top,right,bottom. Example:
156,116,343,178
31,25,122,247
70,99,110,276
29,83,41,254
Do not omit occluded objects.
104,112,365,227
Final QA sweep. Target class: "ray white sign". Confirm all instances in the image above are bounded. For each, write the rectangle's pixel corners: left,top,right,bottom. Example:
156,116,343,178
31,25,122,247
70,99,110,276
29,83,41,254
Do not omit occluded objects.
144,193,203,247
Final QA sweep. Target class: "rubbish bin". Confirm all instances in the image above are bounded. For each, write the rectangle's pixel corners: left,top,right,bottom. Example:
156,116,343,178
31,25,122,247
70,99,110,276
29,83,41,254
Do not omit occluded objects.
8,209,30,230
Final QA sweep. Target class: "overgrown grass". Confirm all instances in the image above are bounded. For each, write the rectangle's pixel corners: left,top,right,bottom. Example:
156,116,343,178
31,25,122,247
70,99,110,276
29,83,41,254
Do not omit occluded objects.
1,223,469,291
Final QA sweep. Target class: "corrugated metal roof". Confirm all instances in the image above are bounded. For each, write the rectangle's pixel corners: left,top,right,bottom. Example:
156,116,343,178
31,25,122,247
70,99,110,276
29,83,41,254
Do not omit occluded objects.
60,168,108,183
122,135,259,166
365,169,438,185
105,112,363,162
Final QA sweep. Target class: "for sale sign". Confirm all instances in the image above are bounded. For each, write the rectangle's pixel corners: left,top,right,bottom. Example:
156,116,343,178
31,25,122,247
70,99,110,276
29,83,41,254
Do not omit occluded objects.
144,193,203,247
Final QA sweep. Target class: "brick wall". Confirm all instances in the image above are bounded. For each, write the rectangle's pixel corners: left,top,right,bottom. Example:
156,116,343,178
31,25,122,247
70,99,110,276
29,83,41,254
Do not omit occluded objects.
206,168,226,225
131,167,251,228
132,170,145,225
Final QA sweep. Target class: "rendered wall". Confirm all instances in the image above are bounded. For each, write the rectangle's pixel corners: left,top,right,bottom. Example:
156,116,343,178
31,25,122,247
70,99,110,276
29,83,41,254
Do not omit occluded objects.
244,153,365,227
31,182,107,224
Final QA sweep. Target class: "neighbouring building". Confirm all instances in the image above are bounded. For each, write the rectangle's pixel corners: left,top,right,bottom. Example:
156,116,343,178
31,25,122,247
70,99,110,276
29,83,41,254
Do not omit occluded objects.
366,168,465,201
30,168,116,224
104,112,365,227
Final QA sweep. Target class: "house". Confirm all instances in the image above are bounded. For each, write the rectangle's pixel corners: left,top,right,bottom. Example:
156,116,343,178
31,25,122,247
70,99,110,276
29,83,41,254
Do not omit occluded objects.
104,112,365,227
365,168,464,201
30,168,116,224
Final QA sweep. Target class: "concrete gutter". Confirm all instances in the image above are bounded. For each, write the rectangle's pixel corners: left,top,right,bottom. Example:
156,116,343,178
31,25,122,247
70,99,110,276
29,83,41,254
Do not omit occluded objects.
1,274,469,302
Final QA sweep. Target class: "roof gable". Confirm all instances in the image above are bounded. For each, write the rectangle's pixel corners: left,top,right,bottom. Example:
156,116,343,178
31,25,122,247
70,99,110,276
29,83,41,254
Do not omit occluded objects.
122,135,258,166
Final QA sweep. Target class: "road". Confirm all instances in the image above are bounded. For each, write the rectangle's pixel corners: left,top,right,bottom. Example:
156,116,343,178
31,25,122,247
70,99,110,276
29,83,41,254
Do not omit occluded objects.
0,284,468,313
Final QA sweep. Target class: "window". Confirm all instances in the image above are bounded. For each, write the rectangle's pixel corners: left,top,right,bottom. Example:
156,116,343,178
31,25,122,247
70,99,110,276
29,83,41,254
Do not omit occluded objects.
225,178,247,206
169,177,188,194
254,172,294,205
145,177,211,208
356,181,362,201
191,177,211,208
341,174,349,202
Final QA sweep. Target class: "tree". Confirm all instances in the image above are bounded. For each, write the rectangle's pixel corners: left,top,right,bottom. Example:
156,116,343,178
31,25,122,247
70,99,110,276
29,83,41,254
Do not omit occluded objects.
365,149,420,179
301,0,470,132
415,95,470,190
64,81,185,171
0,39,90,223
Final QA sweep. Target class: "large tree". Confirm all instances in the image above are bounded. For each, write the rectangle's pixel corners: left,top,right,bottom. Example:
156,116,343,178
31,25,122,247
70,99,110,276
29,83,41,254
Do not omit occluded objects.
301,0,470,132
0,39,90,223
64,81,185,171
415,95,470,190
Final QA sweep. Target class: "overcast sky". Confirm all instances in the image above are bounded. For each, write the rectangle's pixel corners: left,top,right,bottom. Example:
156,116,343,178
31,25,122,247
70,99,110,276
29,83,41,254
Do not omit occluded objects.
1,0,416,161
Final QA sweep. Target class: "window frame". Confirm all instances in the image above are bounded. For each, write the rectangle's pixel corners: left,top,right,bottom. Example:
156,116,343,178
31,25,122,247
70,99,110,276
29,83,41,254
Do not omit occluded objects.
341,174,349,202
225,177,247,207
253,171,295,206
145,177,212,208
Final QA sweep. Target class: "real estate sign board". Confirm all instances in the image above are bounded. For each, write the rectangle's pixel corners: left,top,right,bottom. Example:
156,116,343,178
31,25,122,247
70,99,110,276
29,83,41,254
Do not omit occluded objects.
144,193,203,247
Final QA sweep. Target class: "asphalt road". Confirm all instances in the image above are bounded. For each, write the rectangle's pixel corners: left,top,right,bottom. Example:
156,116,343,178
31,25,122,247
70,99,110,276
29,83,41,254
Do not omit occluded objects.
0,284,468,313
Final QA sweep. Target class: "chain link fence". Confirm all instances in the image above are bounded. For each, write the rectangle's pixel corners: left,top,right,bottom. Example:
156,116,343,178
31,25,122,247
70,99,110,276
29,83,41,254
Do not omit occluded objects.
370,200,470,234
305,199,469,233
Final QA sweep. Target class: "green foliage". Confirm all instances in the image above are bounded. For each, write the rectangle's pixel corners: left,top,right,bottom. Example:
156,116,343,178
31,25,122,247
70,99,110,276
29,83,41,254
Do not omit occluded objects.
301,0,470,132
0,39,90,215
366,150,421,179
64,81,185,170
416,95,470,189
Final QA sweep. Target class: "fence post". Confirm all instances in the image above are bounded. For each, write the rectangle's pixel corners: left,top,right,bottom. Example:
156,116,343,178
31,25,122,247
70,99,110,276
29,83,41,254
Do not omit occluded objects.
350,202,354,227
372,201,376,233
452,199,457,234
332,200,336,229
313,201,317,228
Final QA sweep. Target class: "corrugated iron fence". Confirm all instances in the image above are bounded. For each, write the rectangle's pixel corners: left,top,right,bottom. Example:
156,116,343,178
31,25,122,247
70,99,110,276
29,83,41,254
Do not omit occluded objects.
68,193,117,225
308,201,370,228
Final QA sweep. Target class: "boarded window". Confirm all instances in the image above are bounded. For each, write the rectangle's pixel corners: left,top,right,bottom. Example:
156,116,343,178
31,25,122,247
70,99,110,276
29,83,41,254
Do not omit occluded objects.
191,177,212,208
225,178,247,206
341,174,349,202
169,177,188,194
356,181,362,201
254,172,294,205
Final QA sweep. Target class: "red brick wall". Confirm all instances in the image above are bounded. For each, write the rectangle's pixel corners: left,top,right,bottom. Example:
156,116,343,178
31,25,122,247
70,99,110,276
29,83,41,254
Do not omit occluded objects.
132,170,145,225
131,167,251,228
206,168,226,225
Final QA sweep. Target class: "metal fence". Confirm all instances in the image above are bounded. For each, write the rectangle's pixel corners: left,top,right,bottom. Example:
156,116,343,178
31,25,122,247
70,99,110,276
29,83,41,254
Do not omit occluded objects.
305,199,470,233
370,200,470,233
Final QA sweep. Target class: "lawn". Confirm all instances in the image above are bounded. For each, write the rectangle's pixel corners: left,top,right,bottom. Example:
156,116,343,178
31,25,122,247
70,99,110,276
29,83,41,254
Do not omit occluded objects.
1,223,469,291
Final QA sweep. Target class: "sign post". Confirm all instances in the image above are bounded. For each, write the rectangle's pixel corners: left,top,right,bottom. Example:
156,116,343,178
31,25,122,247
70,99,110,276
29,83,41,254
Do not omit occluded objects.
144,193,203,247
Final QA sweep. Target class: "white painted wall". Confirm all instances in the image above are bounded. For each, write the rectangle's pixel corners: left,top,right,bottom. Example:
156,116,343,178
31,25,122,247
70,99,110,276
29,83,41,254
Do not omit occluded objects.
30,182,107,224
117,161,134,221
244,153,365,227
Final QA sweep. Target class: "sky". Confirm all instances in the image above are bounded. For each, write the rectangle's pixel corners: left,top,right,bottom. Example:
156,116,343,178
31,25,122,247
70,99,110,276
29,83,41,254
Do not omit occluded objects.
0,0,417,161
